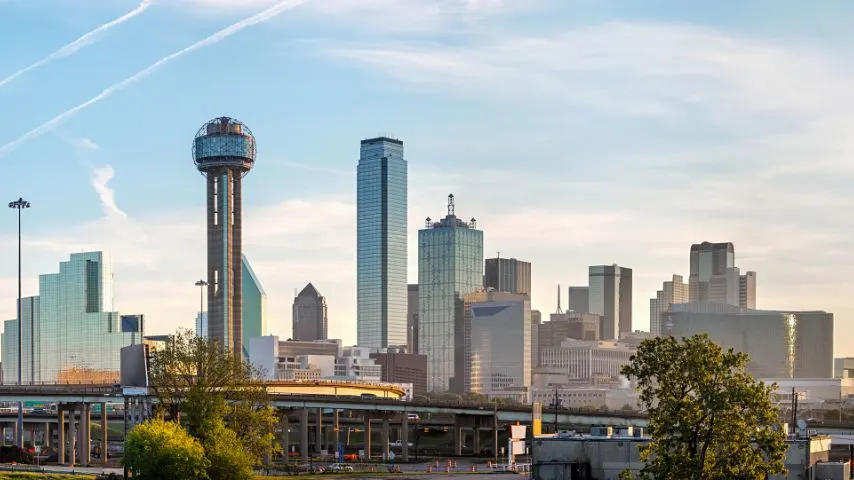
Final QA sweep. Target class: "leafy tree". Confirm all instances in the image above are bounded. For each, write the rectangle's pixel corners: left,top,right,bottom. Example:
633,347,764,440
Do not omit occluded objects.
621,334,787,480
148,330,276,474
123,418,209,480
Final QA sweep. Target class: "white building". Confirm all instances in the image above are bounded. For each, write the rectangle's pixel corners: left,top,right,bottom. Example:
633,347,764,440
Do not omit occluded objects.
539,339,635,382
764,377,854,404
530,383,639,411
335,346,382,380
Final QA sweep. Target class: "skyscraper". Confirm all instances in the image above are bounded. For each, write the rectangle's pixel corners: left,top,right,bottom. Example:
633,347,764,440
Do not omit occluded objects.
649,274,689,336
195,312,208,339
418,194,483,392
739,271,757,309
193,117,256,353
567,286,589,313
689,242,740,306
588,264,632,340
242,255,267,358
0,252,136,384
469,297,531,400
483,257,531,297
292,283,328,341
357,137,407,348
407,284,419,354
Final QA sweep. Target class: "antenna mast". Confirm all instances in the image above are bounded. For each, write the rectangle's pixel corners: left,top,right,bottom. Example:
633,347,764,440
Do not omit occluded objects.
556,284,563,314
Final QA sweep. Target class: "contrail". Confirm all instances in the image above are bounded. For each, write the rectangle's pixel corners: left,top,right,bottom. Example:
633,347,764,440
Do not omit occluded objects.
0,0,152,89
0,0,306,158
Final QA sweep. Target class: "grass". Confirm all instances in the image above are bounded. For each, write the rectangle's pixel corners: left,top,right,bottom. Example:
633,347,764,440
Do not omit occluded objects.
0,474,93,480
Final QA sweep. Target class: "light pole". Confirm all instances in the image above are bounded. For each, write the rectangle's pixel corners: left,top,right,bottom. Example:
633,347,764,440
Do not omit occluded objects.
9,197,30,449
195,279,207,336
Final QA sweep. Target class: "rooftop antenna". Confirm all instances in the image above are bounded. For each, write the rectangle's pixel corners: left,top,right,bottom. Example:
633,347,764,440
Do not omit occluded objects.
448,193,455,216
556,284,563,314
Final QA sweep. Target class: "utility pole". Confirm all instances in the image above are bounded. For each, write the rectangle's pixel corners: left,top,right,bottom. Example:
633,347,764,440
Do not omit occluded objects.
552,385,561,432
9,197,30,449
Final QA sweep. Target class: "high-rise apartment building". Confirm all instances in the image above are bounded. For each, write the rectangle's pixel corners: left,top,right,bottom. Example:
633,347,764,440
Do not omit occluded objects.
649,274,689,336
483,257,531,298
194,117,256,353
739,271,757,309
0,252,136,384
588,265,632,340
242,255,267,358
567,287,589,314
418,194,483,392
469,298,531,400
357,137,408,348
407,284,419,354
292,283,328,342
689,242,741,306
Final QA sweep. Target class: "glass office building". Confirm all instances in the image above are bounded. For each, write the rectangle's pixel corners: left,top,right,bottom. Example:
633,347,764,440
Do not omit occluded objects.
0,252,136,384
242,255,267,359
418,195,483,392
357,137,408,348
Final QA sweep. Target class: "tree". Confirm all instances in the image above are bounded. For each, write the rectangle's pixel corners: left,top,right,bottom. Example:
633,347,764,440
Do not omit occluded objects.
620,334,787,480
148,330,277,476
123,418,209,480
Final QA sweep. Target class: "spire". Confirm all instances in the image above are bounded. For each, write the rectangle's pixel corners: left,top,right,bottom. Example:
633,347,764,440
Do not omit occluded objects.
556,284,563,314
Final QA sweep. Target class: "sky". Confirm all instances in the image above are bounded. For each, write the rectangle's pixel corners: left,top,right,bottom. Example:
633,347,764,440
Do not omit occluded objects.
0,0,853,355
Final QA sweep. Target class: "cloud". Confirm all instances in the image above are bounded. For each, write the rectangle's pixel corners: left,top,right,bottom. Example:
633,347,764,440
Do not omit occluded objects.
0,0,306,158
0,1,152,90
91,165,127,218
74,137,100,152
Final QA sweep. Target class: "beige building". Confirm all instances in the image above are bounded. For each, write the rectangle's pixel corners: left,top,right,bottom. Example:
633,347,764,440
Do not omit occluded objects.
539,339,635,382
649,274,688,336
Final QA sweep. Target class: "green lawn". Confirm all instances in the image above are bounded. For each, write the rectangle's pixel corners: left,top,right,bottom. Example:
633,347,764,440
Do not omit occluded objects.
0,474,92,480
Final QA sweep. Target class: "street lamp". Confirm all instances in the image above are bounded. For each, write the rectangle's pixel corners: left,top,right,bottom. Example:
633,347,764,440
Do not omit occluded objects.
9,197,30,449
195,279,208,336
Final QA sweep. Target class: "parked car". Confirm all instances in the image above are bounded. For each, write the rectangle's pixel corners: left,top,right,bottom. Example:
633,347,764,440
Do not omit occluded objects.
327,463,354,473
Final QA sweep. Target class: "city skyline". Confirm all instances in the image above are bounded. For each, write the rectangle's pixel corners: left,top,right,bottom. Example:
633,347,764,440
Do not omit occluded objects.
1,1,853,356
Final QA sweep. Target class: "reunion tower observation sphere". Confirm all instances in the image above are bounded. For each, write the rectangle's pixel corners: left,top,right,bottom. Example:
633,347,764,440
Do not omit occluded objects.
192,116,256,355
192,117,256,176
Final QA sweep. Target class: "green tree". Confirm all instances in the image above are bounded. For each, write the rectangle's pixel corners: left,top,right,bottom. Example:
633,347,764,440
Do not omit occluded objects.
123,418,209,480
621,334,787,480
148,330,276,476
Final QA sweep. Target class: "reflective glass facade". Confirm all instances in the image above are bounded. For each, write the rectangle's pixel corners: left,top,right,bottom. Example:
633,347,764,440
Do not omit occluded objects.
357,137,407,348
242,255,267,359
470,300,531,398
418,211,483,392
0,252,135,384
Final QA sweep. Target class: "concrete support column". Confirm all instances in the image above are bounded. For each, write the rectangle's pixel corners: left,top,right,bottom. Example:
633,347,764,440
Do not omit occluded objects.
282,413,290,463
401,416,409,462
58,410,66,465
474,425,481,455
333,409,340,455
492,415,499,463
101,403,108,464
44,423,50,448
81,404,91,467
454,425,463,456
364,415,371,461
67,406,77,466
315,407,323,454
300,408,309,463
381,418,390,462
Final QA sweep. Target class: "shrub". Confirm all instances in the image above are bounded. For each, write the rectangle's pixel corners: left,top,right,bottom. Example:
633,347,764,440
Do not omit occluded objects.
123,419,209,480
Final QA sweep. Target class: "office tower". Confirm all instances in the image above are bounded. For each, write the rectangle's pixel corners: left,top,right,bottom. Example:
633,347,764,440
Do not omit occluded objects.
835,358,854,379
483,257,531,297
292,283,328,342
370,348,428,395
567,287,589,314
649,274,689,336
242,255,267,358
357,137,408,348
407,284,419,354
669,303,833,378
469,298,531,401
688,242,741,306
195,312,208,339
588,265,632,340
739,271,757,309
418,194,483,392
193,117,256,353
462,290,527,393
0,252,136,384
531,310,541,368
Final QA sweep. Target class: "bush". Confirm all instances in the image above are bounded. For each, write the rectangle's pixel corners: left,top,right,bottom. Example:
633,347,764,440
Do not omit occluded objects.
203,424,255,480
0,445,33,464
123,419,209,480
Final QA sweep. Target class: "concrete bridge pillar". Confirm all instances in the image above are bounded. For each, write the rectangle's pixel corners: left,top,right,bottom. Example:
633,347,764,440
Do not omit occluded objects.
381,417,390,461
364,415,372,460
44,423,50,448
492,414,499,462
315,408,323,454
58,409,66,465
101,402,108,465
281,412,290,463
401,415,409,462
300,408,309,463
81,403,91,467
474,420,481,455
333,409,339,454
67,405,77,466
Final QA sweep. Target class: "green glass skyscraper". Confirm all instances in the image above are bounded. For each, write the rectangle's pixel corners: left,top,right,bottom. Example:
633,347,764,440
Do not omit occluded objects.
418,195,483,392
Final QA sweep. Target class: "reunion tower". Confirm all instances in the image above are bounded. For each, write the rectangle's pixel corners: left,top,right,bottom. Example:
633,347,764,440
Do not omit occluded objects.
193,117,256,353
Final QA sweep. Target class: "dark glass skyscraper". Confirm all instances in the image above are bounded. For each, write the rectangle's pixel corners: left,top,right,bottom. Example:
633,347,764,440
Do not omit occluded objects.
357,137,407,348
483,257,531,298
292,283,328,341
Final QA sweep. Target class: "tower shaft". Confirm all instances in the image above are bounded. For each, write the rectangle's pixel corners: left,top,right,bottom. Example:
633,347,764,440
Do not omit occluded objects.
206,167,243,354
